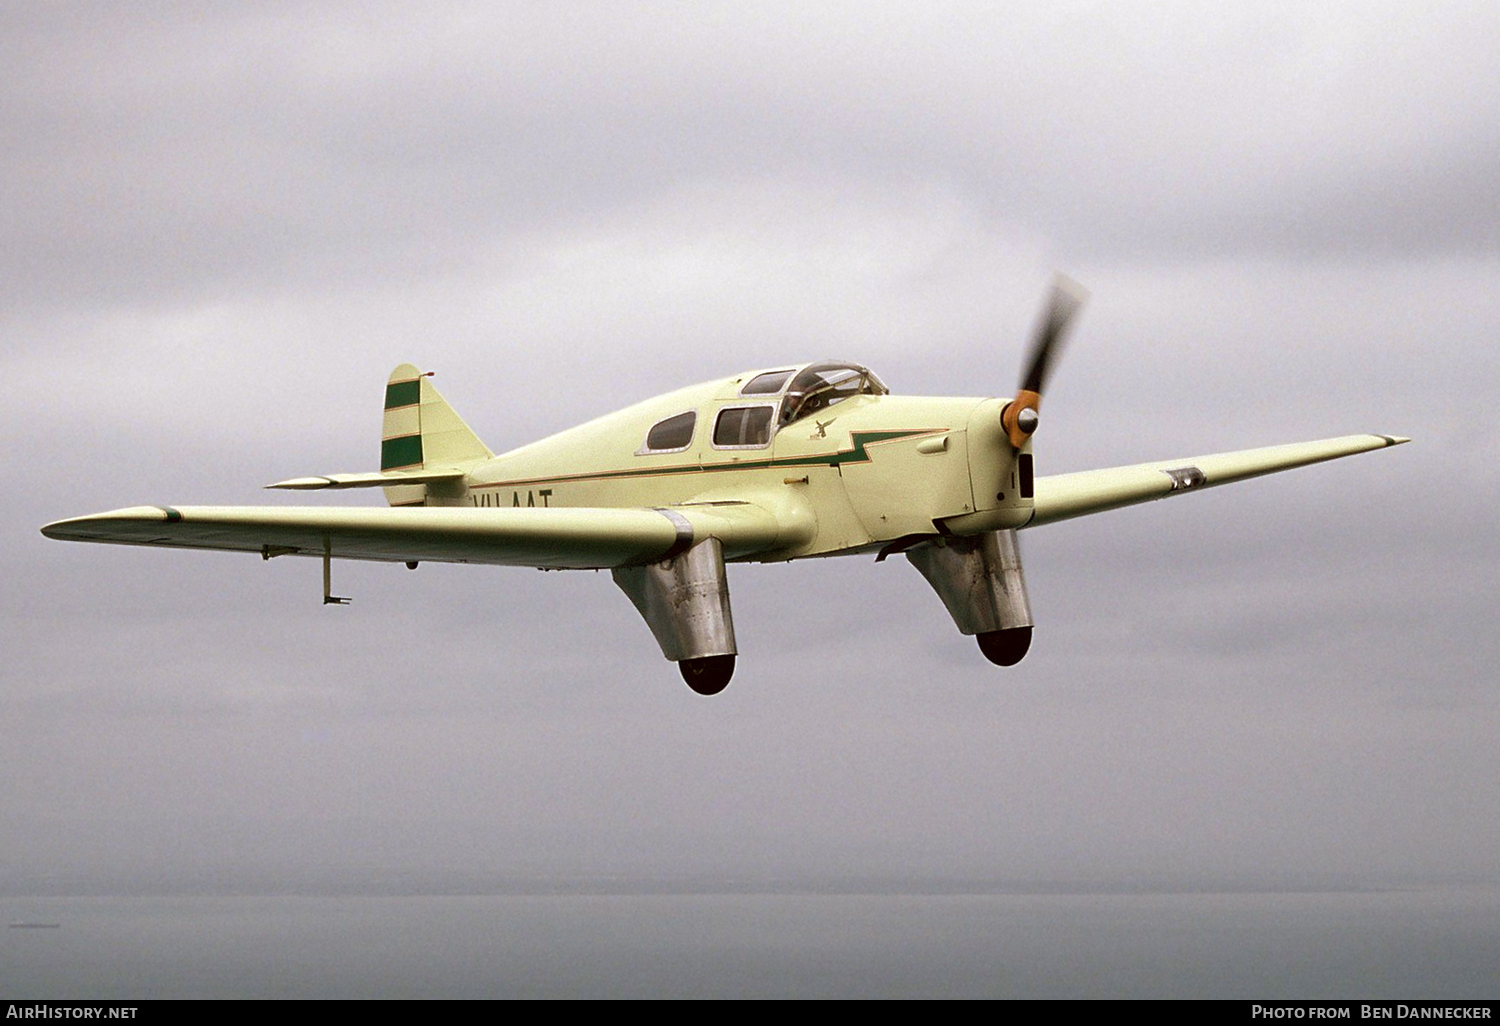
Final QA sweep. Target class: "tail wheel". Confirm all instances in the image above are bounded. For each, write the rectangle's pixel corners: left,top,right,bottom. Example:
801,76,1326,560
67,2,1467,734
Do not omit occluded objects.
678,655,735,695
977,627,1032,667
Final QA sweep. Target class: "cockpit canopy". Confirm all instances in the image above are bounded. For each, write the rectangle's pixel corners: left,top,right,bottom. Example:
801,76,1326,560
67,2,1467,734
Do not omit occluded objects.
637,361,892,455
779,362,888,425
739,361,888,426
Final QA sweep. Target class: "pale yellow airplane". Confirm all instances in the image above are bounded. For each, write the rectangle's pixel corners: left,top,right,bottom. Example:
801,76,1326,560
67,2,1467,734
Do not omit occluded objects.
43,280,1406,695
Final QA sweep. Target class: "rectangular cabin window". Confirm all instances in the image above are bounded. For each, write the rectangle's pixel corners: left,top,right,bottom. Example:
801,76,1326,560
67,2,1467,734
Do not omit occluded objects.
642,410,696,453
713,406,774,448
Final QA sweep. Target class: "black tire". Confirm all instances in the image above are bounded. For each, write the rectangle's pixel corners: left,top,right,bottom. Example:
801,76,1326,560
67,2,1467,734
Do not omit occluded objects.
678,654,736,695
976,626,1032,667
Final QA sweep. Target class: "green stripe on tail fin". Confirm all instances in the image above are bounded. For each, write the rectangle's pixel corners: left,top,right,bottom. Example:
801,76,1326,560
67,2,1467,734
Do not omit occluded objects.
381,364,493,507
383,378,421,410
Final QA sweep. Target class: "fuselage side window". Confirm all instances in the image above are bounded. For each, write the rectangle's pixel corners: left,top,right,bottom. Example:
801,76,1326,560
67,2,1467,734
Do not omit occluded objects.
741,369,796,395
642,410,696,453
713,406,774,448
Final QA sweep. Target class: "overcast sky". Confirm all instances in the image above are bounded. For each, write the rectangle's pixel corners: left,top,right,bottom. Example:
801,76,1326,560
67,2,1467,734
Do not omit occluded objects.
3,2,1497,893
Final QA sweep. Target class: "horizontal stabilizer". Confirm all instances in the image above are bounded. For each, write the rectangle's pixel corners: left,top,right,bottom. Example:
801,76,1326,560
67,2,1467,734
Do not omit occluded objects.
266,470,467,490
41,502,801,570
1027,434,1408,528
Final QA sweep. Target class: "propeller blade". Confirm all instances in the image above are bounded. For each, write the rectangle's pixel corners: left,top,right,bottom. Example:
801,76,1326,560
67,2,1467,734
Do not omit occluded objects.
1020,274,1087,396
1003,275,1088,449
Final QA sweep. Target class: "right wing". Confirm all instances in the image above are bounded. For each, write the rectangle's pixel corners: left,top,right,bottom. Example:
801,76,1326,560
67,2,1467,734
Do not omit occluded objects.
40,502,802,569
1027,433,1408,528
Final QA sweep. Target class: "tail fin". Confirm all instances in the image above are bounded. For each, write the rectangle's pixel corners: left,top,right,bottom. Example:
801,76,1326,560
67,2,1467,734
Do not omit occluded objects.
381,364,492,507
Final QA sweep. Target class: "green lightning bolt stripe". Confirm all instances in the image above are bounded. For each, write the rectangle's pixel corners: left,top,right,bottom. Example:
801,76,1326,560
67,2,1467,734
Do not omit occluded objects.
782,429,932,469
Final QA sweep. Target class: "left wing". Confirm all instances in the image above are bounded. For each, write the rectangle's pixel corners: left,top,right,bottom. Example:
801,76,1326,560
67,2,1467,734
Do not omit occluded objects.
41,503,799,569
1025,433,1408,529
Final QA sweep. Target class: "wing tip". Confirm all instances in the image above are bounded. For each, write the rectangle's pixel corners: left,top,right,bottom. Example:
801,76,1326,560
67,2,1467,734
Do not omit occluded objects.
41,506,176,540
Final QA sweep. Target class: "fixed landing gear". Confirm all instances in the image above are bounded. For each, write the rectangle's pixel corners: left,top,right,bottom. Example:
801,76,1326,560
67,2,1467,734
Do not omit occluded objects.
907,529,1035,669
678,654,736,695
977,626,1032,667
613,537,739,697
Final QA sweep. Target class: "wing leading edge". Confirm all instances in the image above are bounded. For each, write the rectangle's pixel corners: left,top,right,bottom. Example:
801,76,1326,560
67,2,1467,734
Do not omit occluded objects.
1025,433,1408,529
40,503,799,570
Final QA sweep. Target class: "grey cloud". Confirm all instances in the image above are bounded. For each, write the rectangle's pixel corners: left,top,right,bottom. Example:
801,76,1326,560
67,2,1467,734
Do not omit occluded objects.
6,4,1497,319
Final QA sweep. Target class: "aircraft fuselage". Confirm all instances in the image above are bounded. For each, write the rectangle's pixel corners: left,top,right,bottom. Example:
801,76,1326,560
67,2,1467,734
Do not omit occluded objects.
431,368,1033,561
